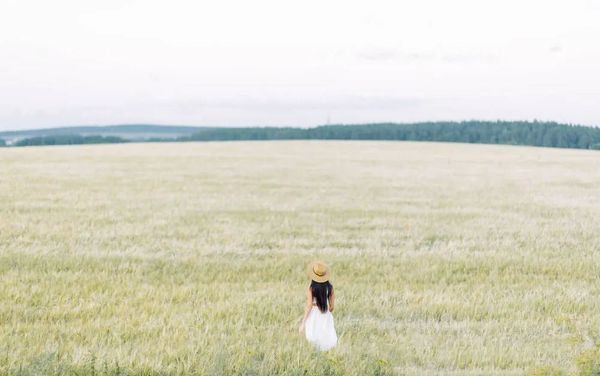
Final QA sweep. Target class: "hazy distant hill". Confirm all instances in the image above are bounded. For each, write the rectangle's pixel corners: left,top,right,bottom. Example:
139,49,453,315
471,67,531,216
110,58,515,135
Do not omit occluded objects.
0,124,209,145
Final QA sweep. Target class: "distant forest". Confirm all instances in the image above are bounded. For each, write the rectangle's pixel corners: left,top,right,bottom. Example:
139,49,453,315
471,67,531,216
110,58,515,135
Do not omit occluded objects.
2,121,600,150
11,134,128,147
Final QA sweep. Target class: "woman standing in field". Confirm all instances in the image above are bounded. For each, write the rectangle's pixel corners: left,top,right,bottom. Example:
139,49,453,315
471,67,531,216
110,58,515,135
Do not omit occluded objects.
299,261,337,351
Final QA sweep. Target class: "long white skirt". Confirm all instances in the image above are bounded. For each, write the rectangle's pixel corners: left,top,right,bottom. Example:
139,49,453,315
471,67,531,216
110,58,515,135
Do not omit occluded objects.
305,306,337,351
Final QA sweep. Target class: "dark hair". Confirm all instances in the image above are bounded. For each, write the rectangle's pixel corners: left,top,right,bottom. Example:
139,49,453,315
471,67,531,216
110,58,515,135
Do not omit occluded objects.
310,280,333,313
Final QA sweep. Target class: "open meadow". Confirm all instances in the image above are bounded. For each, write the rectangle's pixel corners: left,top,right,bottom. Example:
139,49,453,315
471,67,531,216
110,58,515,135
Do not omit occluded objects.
0,141,599,375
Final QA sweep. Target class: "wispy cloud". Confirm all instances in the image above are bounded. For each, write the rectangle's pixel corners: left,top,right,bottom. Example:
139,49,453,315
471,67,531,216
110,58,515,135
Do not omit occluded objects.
356,48,496,64
548,44,563,53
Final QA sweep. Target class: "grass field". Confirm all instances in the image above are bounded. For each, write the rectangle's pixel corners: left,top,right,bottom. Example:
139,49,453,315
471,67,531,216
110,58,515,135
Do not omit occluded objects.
1,141,599,375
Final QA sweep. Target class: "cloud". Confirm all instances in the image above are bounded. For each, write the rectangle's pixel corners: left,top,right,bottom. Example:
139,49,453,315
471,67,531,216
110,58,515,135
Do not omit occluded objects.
356,48,433,62
356,47,496,63
136,95,425,114
549,44,563,53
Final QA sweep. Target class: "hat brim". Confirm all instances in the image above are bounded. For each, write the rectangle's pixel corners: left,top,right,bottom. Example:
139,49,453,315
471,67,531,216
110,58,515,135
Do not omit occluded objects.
307,261,330,283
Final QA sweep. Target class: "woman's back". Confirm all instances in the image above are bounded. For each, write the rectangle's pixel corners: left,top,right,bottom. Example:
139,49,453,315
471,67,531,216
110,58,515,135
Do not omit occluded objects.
299,261,337,351
310,280,333,313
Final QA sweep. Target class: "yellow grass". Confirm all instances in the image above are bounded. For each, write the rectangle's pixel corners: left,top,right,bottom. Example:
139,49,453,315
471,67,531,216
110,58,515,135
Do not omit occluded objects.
0,141,598,375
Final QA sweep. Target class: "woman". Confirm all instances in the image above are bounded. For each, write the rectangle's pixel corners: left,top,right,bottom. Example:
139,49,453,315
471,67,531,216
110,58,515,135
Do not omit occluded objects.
298,261,337,351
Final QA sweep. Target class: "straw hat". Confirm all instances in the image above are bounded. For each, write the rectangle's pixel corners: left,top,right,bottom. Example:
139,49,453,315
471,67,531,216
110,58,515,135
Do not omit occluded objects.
307,261,331,283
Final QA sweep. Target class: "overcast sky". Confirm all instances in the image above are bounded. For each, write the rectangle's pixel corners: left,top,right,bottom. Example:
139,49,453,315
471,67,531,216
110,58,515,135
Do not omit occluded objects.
1,0,600,131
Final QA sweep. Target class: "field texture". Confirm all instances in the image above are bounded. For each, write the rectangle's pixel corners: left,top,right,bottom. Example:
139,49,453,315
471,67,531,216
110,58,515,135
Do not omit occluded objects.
1,141,599,375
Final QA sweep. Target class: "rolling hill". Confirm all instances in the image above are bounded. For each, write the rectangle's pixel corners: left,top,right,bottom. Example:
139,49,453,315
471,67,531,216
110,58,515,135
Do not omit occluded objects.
0,124,208,145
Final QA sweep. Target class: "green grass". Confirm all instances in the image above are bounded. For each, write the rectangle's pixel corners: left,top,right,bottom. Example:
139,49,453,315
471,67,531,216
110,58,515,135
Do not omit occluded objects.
1,141,598,375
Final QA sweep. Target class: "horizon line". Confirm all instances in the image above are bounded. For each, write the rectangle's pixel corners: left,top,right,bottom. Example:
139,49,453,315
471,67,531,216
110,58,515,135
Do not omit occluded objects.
2,119,599,134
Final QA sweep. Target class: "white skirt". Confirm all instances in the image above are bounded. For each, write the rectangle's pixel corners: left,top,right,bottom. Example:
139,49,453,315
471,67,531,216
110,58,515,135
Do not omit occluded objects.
305,306,337,351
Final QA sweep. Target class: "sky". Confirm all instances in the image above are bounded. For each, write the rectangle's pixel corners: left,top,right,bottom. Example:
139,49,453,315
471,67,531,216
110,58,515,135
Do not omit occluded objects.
1,0,600,131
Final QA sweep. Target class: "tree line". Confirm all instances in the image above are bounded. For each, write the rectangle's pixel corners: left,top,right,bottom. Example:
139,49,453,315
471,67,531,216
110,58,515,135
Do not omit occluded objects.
2,121,600,150
187,121,600,149
10,134,128,147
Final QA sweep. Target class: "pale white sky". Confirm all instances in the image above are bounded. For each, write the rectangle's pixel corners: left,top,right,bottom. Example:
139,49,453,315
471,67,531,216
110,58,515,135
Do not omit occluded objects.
1,0,600,130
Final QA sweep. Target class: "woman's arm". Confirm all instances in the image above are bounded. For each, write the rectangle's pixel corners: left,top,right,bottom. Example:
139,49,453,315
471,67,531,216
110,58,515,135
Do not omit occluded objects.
329,287,335,312
298,287,313,333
